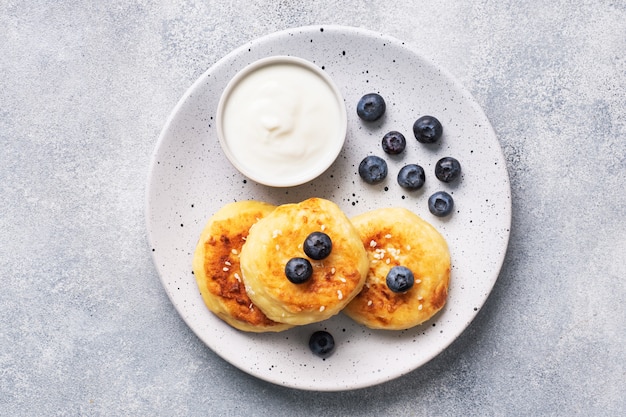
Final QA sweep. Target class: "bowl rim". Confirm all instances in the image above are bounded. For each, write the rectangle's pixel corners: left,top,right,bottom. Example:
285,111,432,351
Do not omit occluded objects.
215,55,347,187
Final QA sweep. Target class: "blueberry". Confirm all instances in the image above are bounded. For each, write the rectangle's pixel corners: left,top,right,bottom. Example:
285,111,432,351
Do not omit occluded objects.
303,231,332,260
397,164,425,190
381,131,406,155
435,157,461,183
309,330,335,357
386,266,415,293
358,155,388,184
428,191,454,217
357,93,386,122
413,115,443,143
285,257,313,284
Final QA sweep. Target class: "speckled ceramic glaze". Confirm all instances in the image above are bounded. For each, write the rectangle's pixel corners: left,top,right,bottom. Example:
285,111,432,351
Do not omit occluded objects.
146,25,511,391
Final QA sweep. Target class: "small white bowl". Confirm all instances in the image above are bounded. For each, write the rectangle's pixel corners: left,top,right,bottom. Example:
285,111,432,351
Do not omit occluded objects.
216,56,347,187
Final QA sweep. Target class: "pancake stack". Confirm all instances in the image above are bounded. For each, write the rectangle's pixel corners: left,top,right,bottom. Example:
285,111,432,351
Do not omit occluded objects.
192,198,450,332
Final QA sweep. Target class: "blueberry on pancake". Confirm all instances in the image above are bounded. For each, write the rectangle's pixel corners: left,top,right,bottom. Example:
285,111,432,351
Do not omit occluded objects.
240,198,369,326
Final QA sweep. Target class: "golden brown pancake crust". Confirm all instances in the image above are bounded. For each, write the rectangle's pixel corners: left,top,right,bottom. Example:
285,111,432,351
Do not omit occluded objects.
192,201,292,332
344,207,451,330
239,198,369,325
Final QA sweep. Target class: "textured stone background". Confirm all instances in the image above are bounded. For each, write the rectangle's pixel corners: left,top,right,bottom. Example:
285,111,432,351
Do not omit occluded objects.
1,1,625,416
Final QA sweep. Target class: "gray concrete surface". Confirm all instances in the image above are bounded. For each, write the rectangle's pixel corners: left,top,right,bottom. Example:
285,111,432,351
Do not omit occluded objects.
1,1,624,415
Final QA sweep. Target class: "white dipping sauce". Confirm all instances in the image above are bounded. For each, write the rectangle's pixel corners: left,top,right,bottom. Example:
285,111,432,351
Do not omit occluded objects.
218,57,346,186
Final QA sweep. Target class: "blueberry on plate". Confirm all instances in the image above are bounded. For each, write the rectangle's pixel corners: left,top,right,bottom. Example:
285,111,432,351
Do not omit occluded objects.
434,157,461,183
358,155,388,184
428,191,454,217
285,257,313,284
386,266,415,293
381,131,406,155
357,93,386,122
413,115,443,144
309,330,335,357
303,231,332,260
397,164,425,190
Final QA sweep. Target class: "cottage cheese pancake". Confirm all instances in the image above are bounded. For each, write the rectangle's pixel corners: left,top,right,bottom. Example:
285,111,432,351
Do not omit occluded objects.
192,201,292,332
240,198,369,325
344,208,450,330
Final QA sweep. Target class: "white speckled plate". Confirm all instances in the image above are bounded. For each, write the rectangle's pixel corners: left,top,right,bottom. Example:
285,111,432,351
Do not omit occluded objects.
146,25,511,391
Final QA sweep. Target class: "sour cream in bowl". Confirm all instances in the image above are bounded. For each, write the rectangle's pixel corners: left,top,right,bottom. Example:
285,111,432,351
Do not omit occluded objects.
216,56,347,187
